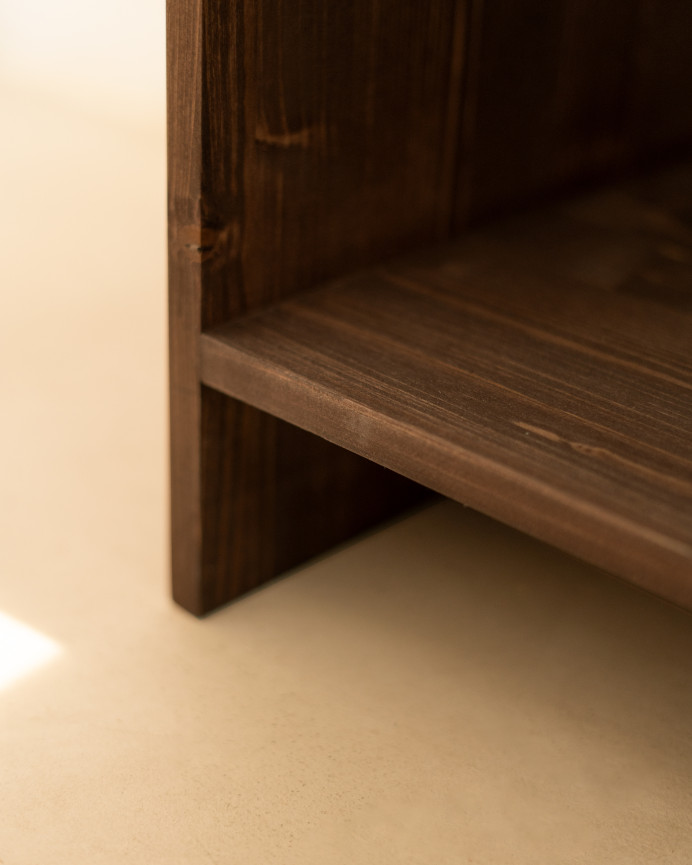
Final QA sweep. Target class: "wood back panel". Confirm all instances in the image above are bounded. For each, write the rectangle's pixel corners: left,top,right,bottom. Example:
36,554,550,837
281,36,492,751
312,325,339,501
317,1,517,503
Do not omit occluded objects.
458,0,692,223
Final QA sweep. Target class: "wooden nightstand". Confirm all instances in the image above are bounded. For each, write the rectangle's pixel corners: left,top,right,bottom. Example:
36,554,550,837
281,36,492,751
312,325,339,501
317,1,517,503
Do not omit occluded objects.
167,1,692,615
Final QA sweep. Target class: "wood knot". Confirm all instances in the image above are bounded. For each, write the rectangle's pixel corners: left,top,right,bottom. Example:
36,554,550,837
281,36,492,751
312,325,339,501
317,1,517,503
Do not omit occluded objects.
174,223,237,264
254,121,327,150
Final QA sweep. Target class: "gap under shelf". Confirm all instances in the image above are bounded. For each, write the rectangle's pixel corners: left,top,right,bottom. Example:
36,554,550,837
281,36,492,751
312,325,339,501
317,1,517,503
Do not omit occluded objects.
201,163,692,608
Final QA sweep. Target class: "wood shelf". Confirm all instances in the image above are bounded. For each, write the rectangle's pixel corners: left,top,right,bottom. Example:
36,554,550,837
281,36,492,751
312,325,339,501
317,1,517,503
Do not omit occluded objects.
201,165,692,607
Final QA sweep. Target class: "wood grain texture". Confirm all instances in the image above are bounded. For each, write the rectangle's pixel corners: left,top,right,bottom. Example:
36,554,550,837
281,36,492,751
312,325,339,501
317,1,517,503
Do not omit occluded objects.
195,389,426,612
457,0,692,224
194,0,467,328
201,163,692,610
167,0,204,612
169,0,692,614
628,1,692,159
167,0,461,613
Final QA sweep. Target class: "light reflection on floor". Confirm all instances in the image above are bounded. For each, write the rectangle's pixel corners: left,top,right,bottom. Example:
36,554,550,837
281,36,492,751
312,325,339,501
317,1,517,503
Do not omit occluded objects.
0,610,62,691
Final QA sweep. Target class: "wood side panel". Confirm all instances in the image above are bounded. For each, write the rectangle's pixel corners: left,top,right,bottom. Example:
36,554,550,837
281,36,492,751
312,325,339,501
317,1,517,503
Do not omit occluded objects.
192,0,468,328
197,389,277,611
168,0,462,613
273,423,428,578
198,388,428,612
167,0,205,612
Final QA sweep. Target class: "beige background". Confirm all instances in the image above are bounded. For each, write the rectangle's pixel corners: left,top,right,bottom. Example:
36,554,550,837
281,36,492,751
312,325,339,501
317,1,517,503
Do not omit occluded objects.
1,5,691,863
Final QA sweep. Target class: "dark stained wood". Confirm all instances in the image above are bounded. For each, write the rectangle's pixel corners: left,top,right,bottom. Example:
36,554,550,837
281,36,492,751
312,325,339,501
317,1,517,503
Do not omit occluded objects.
200,164,692,610
195,0,467,330
272,421,428,578
195,389,426,612
169,0,692,615
627,1,692,160
167,0,463,613
456,0,692,225
457,0,635,222
167,0,204,613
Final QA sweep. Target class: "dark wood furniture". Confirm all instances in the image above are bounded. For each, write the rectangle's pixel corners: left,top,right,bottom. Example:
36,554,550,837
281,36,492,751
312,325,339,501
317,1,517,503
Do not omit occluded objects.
168,1,692,616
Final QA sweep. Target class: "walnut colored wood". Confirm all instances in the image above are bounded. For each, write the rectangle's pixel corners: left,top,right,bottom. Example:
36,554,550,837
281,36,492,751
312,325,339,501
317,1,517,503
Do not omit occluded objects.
168,0,692,615
167,0,461,613
201,165,692,609
195,388,425,613
455,0,692,223
456,0,638,221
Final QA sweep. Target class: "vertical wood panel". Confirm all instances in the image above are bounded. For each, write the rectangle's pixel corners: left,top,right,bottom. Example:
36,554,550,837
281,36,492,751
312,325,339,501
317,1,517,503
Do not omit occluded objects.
455,0,692,225
237,0,466,317
167,0,204,612
273,422,428,579
168,0,460,613
627,1,692,159
456,0,639,223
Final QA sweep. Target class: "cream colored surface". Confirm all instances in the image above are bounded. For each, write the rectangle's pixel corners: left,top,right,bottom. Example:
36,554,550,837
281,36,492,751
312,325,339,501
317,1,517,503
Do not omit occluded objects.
2,37,692,865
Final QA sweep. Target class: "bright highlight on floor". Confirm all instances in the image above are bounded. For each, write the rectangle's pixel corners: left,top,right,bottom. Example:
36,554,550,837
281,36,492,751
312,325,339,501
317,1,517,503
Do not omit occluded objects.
0,611,62,692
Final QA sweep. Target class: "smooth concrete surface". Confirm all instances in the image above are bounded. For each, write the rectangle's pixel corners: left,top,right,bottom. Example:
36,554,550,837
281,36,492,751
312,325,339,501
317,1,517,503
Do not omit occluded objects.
2,54,692,865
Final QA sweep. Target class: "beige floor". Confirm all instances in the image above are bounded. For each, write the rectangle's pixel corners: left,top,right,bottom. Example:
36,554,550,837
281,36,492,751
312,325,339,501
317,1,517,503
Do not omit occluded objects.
1,68,692,865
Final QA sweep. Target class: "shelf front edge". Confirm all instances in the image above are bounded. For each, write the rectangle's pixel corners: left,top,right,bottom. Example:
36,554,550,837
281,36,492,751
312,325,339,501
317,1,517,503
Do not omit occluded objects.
200,328,692,611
